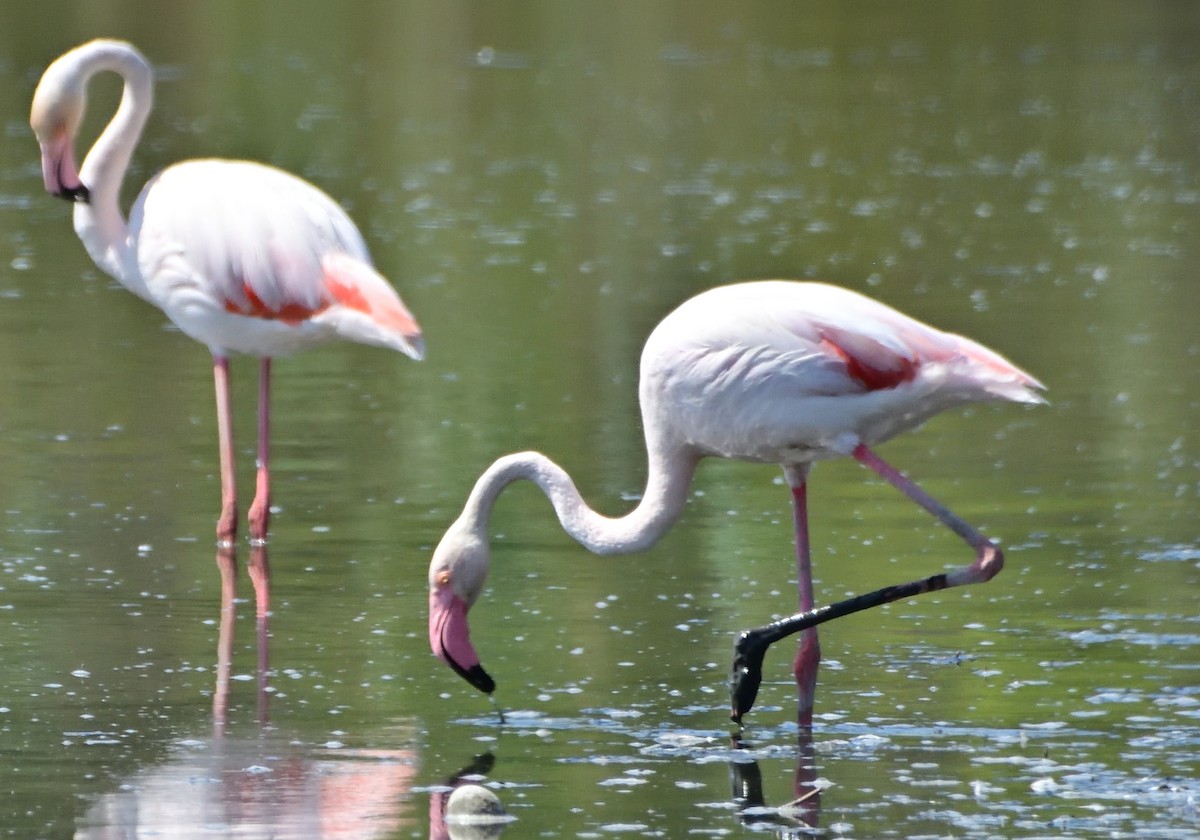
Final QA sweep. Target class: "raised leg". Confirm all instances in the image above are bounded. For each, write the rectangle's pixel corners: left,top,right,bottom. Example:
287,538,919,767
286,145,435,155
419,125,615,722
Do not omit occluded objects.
852,444,1002,585
789,479,820,729
213,355,237,545
730,445,1005,723
248,358,271,544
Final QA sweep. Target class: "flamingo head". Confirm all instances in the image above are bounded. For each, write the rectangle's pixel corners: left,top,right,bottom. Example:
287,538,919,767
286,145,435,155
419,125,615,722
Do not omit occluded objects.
428,520,495,695
30,45,92,203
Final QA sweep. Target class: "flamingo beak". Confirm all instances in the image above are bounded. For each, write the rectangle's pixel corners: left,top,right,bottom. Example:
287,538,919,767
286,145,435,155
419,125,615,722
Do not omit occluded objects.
38,134,89,204
429,586,495,694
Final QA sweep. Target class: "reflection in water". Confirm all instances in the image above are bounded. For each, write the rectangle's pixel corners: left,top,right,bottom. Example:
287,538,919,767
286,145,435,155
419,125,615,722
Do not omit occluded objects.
73,730,420,839
428,753,509,840
75,544,419,839
729,731,823,834
74,734,420,839
213,544,271,729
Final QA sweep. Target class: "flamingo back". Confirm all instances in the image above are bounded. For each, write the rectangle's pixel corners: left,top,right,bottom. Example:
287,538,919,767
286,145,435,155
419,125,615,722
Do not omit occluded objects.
638,281,1045,465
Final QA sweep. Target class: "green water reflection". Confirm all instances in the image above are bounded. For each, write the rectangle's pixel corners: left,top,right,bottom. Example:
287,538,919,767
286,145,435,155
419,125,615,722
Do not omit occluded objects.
0,1,1197,837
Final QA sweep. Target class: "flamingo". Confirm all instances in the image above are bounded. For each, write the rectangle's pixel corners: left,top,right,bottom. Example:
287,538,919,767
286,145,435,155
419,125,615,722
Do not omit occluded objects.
428,280,1044,724
30,40,424,544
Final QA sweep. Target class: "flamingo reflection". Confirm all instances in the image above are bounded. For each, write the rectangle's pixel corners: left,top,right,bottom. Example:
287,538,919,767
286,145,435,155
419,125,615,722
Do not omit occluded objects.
729,730,824,833
429,753,510,840
75,544,418,839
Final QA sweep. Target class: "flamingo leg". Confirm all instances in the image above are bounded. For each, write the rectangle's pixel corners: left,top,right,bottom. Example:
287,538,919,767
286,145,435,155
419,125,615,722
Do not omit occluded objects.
248,358,271,544
213,354,237,544
852,444,1002,583
730,444,1005,723
789,480,820,728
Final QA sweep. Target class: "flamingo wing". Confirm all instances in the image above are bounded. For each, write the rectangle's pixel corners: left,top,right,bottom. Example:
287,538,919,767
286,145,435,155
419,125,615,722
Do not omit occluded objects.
744,281,1044,401
642,281,1044,461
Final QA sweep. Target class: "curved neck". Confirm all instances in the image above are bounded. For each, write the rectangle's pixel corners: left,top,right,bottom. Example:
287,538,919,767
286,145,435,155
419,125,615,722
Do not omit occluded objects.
74,43,153,289
460,445,698,556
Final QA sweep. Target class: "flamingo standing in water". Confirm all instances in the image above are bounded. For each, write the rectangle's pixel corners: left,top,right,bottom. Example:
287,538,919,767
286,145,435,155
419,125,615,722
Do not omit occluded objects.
30,40,424,544
428,280,1044,725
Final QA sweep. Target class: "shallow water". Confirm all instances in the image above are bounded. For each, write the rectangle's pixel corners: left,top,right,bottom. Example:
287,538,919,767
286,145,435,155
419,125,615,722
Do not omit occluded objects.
1,1,1198,837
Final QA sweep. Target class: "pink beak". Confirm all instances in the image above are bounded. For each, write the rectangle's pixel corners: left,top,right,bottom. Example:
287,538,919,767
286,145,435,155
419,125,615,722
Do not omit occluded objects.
39,133,89,203
429,586,495,694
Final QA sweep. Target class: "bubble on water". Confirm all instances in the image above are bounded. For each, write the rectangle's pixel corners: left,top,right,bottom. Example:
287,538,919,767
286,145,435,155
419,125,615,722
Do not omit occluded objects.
1140,545,1200,563
598,775,647,787
1031,777,1060,794
446,783,511,825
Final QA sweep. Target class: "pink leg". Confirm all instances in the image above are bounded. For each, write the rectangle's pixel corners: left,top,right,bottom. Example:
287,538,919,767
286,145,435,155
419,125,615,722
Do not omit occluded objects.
213,355,237,544
731,447,1005,724
789,480,820,728
852,444,1003,585
248,358,271,544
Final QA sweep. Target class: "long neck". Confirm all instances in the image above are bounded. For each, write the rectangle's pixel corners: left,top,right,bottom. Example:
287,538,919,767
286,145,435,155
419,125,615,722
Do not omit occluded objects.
460,444,698,556
73,43,154,292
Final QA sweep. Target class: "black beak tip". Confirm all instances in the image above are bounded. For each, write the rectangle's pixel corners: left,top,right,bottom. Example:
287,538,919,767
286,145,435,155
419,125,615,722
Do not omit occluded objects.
54,184,90,204
442,648,496,695
464,663,496,695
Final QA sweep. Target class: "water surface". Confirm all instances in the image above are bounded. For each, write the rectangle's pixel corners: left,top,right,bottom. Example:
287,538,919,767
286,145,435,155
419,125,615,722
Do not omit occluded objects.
0,2,1197,837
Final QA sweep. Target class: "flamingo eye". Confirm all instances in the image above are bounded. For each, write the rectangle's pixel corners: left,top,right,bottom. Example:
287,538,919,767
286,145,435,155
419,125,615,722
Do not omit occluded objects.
436,569,451,586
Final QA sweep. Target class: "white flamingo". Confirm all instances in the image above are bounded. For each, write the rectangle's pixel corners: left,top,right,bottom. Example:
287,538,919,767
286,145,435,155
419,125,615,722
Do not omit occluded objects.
30,39,424,543
428,280,1044,724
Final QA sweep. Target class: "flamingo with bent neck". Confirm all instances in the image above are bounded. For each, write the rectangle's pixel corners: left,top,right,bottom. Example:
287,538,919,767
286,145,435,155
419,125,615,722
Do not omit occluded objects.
30,39,424,544
428,280,1044,725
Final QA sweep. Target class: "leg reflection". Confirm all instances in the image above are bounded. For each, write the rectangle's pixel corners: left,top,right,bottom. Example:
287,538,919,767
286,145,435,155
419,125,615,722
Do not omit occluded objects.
729,729,822,831
211,544,272,731
213,545,237,734
248,543,271,725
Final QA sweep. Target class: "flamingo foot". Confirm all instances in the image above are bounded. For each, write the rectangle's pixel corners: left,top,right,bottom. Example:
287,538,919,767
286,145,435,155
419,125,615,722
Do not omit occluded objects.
248,497,269,544
217,504,237,546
